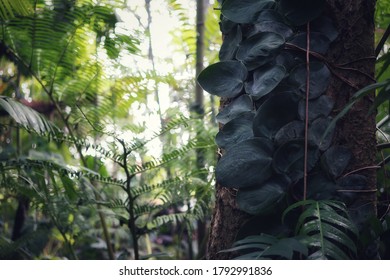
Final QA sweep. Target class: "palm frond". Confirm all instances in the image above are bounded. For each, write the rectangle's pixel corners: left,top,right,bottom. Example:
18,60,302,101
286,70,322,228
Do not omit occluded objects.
283,200,359,260
0,96,60,136
222,234,308,260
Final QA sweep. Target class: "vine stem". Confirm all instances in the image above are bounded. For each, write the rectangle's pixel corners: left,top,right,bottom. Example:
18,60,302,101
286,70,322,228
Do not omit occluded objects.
303,22,310,201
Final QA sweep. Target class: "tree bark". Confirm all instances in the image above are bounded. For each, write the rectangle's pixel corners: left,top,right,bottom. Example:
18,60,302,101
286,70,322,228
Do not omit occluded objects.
325,0,378,258
207,0,378,260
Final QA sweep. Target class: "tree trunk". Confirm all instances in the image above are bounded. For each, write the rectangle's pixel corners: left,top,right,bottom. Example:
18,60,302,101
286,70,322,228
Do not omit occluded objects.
325,0,378,259
207,0,378,260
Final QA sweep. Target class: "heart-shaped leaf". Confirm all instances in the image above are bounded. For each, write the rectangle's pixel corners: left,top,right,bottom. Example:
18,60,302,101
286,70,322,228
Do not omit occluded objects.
254,9,285,23
273,139,320,182
216,138,274,189
246,21,293,40
245,64,286,100
220,25,242,61
298,95,334,122
289,32,331,54
216,94,253,125
237,176,290,215
253,92,299,139
308,117,334,151
279,0,325,26
216,112,254,150
220,16,238,34
321,146,352,179
236,32,285,70
222,0,275,24
197,61,248,98
274,120,305,146
289,62,330,99
311,16,338,42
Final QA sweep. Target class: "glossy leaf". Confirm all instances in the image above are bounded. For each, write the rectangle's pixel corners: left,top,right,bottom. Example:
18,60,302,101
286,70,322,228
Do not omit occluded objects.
246,21,293,40
273,140,319,182
216,95,253,125
245,64,286,100
197,61,248,98
289,62,331,99
274,120,304,146
216,112,254,150
219,25,242,61
224,234,307,260
289,32,331,54
311,16,339,42
308,117,334,151
216,138,274,189
253,93,299,139
279,0,325,26
236,32,285,70
321,146,352,179
221,0,275,24
298,95,334,122
237,176,290,215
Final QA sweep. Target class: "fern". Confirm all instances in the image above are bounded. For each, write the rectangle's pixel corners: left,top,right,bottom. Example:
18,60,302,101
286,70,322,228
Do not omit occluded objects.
0,0,33,20
283,200,359,260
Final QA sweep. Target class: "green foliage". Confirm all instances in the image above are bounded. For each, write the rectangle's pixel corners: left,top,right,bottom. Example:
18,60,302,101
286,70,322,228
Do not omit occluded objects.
228,200,357,260
198,0,381,259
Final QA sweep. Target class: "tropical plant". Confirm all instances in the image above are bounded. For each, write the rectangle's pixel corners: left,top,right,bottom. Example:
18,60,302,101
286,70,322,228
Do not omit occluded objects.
0,0,217,260
199,0,388,259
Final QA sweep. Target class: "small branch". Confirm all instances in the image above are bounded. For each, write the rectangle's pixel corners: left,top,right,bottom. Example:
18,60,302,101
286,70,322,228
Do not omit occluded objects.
342,165,382,177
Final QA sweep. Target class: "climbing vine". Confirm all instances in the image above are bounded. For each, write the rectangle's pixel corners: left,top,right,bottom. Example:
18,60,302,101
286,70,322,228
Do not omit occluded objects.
198,0,365,259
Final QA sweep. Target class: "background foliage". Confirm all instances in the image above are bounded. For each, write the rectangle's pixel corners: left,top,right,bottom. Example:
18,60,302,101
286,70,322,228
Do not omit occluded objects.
0,0,219,260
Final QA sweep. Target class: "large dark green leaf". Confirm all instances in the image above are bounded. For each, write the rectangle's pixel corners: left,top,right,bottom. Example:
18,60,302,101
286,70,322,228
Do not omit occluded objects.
273,140,320,182
246,21,293,40
237,175,290,215
289,32,330,54
221,0,275,24
245,64,286,100
321,146,352,179
216,138,274,189
197,61,248,98
289,62,331,99
308,117,334,151
311,16,338,42
216,112,254,150
236,32,285,70
298,95,334,122
216,95,253,125
219,25,242,61
279,0,325,26
274,120,304,146
253,93,299,139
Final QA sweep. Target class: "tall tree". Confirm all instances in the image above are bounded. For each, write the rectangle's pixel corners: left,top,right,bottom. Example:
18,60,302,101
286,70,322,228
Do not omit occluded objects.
203,0,378,259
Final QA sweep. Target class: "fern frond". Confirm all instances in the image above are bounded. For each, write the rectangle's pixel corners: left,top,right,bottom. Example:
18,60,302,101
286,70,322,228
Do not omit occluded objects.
128,138,199,175
0,0,33,20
